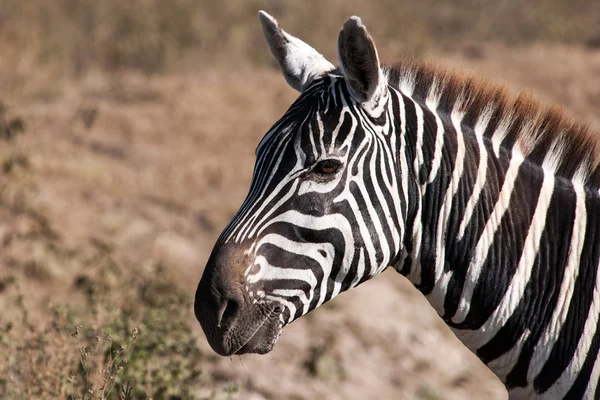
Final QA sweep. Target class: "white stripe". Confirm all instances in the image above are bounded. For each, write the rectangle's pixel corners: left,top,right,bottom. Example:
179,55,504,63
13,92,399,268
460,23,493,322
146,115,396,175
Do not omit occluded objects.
452,146,525,324
335,135,380,282
457,111,491,240
244,180,300,240
329,110,348,153
427,105,466,312
486,329,531,382
528,184,586,382
413,102,425,175
398,68,417,96
231,127,299,242
584,305,600,397
264,295,297,325
467,171,555,349
546,247,600,398
544,255,600,399
397,92,410,220
365,138,393,270
491,115,512,157
308,118,319,160
425,80,445,184
375,102,403,252
406,101,426,285
351,248,365,288
256,211,355,309
448,102,467,199
240,124,317,240
272,289,311,315
316,113,326,156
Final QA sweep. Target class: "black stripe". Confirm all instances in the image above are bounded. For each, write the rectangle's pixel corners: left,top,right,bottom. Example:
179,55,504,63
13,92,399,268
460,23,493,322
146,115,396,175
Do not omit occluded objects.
535,188,600,394
417,112,458,294
502,179,575,388
561,310,600,399
442,141,509,318
449,160,543,330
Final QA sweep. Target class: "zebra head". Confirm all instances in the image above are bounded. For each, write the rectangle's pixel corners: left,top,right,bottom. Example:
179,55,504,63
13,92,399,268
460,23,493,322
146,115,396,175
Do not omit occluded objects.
195,11,408,356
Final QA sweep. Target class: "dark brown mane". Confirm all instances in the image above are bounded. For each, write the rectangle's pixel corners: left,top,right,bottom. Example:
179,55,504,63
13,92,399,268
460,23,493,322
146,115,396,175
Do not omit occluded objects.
384,59,600,189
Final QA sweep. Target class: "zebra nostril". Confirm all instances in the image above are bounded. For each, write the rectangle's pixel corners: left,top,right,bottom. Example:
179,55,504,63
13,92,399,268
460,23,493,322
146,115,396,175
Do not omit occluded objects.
217,298,240,328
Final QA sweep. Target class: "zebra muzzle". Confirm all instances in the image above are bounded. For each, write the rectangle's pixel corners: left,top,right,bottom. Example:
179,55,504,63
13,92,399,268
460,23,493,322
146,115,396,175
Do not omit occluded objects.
194,247,284,355
195,283,283,355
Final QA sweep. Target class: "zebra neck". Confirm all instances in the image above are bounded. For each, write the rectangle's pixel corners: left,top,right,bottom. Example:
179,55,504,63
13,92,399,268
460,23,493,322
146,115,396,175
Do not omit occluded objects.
393,87,600,395
395,89,477,306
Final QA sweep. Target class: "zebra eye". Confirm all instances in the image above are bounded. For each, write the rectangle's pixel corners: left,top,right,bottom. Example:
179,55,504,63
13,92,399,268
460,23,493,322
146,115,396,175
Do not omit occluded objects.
314,159,341,175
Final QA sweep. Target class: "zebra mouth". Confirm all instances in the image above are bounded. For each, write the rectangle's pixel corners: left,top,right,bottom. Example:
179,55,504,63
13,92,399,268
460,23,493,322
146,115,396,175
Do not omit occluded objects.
195,274,284,357
232,305,284,355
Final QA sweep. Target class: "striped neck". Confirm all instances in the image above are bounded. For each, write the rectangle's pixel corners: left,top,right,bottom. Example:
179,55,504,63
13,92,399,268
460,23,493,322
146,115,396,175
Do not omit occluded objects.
391,71,600,397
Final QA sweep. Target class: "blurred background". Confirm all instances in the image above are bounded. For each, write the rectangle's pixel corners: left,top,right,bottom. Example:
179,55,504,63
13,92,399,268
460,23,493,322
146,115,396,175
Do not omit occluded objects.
1,1,600,399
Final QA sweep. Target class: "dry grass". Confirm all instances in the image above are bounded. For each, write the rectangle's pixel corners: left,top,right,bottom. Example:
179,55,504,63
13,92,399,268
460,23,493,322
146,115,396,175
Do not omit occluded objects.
2,1,600,399
0,69,298,399
0,0,599,80
0,261,208,399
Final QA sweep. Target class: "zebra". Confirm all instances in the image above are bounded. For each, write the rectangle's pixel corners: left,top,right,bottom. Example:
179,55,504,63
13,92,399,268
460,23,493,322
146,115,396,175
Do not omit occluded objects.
194,11,600,399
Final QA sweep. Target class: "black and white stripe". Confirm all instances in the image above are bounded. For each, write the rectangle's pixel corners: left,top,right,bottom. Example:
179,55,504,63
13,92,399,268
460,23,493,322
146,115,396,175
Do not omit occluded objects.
205,12,600,399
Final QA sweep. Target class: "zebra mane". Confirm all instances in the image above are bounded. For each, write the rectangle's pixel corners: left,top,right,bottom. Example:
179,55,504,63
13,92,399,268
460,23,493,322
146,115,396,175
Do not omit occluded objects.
384,60,600,189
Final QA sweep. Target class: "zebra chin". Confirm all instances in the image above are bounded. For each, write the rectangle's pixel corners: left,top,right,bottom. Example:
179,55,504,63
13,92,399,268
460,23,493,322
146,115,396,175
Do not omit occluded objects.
232,310,284,355
197,303,284,356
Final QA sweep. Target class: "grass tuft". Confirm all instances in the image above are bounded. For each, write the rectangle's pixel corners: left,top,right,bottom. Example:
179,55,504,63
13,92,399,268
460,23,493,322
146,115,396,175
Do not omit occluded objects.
0,261,207,399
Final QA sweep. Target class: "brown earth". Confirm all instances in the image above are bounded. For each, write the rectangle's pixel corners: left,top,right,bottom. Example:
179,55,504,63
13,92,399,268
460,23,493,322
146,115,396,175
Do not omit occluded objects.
2,4,600,399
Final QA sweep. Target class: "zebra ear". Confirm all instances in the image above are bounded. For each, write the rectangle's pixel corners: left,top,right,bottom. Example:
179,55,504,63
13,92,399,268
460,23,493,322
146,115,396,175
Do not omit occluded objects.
337,16,386,105
259,11,335,92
